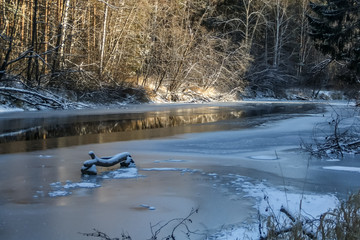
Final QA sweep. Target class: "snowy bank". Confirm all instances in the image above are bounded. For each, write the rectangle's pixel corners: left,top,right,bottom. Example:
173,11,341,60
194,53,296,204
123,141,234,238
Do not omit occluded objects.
210,175,339,240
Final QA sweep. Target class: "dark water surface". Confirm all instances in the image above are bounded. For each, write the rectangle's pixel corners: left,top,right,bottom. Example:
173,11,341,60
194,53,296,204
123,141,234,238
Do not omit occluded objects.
0,102,320,154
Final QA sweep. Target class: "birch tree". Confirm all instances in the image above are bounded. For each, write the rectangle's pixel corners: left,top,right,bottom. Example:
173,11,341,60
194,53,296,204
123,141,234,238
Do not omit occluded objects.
59,0,70,68
99,1,108,76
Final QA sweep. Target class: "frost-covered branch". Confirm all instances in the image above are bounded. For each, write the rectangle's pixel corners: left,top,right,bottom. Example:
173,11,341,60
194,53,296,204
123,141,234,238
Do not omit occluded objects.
0,86,69,109
301,107,360,158
80,228,131,240
149,208,199,240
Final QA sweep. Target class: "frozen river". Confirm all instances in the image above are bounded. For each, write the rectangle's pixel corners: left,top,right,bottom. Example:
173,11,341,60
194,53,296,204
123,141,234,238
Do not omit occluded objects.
0,101,359,239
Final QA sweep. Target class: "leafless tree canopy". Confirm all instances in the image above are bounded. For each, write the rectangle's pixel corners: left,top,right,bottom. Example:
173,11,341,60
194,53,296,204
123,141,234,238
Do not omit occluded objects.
0,0,358,101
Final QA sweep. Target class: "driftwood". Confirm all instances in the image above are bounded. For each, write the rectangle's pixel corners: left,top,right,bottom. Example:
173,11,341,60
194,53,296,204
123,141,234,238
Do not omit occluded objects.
81,151,135,175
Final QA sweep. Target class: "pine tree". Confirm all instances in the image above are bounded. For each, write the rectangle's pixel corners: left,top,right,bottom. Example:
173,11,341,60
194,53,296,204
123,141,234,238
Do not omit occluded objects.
307,0,360,75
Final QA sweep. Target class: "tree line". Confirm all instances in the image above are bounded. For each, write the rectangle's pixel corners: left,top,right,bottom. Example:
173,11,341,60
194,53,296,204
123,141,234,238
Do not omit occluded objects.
0,0,359,100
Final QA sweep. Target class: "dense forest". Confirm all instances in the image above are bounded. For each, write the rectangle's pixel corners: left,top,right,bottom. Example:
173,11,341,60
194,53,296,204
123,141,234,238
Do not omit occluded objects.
0,0,359,104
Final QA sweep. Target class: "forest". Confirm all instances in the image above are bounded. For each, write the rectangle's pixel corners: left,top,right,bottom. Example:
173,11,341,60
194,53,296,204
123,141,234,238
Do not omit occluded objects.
0,0,359,105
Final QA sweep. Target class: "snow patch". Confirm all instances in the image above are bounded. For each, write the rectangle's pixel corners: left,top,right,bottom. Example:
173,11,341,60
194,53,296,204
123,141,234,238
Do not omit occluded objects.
38,155,53,159
102,167,139,179
63,182,101,189
325,159,341,162
139,204,156,210
154,159,186,163
211,176,339,239
141,168,197,173
48,190,71,197
249,155,279,160
323,166,360,173
45,168,141,198
48,180,101,197
0,106,24,112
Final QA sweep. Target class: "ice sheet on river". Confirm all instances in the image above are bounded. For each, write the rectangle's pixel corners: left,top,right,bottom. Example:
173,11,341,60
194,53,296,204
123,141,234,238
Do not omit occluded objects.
46,167,139,197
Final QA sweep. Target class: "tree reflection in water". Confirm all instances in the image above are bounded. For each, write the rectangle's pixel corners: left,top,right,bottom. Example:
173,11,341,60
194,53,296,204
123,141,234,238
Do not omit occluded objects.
0,103,319,153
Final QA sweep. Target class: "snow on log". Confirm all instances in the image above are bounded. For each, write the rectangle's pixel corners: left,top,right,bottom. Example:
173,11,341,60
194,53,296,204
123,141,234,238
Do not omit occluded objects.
81,151,135,175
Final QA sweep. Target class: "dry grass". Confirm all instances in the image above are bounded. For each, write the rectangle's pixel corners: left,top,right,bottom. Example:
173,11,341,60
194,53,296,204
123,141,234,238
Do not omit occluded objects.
263,191,360,240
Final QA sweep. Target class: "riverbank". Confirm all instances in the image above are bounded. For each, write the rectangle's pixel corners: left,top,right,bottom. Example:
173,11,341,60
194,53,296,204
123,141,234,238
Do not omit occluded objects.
0,78,354,112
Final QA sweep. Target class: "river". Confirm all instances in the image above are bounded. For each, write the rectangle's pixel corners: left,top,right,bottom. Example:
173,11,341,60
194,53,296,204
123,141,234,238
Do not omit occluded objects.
0,101,359,240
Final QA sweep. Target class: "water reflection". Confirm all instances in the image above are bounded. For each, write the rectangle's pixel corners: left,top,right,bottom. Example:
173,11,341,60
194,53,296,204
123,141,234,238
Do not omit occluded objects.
1,111,244,141
0,103,319,153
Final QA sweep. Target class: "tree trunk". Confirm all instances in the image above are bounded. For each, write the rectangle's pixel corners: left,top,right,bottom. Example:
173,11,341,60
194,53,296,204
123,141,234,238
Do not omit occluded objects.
44,0,49,64
87,2,91,64
21,2,25,42
273,0,281,68
297,0,310,76
59,0,71,68
27,0,39,86
100,2,109,76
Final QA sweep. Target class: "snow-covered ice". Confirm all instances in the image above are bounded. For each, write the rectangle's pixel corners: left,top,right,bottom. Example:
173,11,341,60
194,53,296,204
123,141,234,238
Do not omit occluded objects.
48,180,100,197
249,155,279,160
48,190,71,197
326,158,341,162
154,159,187,163
139,204,156,210
142,167,191,171
323,166,360,173
102,167,139,179
0,106,23,112
63,182,101,189
210,176,339,239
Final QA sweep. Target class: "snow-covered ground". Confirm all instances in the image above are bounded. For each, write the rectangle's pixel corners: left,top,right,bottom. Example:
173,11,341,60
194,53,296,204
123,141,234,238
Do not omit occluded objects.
0,105,23,112
0,101,359,240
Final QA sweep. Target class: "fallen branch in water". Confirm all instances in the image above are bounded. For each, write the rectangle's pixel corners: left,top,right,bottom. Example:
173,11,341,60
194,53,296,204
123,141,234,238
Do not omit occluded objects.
81,151,135,175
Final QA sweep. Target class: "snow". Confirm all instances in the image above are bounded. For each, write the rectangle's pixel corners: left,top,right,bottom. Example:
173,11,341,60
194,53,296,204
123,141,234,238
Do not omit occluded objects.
139,204,156,210
141,167,188,171
63,182,101,189
83,151,133,167
323,166,360,173
46,168,140,197
0,106,23,112
249,155,279,160
38,154,53,158
154,159,187,163
326,158,341,162
141,168,199,173
211,176,340,239
48,190,71,197
48,180,100,197
102,167,139,179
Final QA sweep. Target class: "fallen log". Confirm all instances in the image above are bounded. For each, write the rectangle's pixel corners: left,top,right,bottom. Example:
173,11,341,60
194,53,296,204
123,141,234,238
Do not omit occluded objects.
81,151,135,175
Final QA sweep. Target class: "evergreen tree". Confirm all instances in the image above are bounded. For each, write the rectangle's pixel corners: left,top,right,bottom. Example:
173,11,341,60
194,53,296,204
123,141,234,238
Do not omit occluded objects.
307,0,360,75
